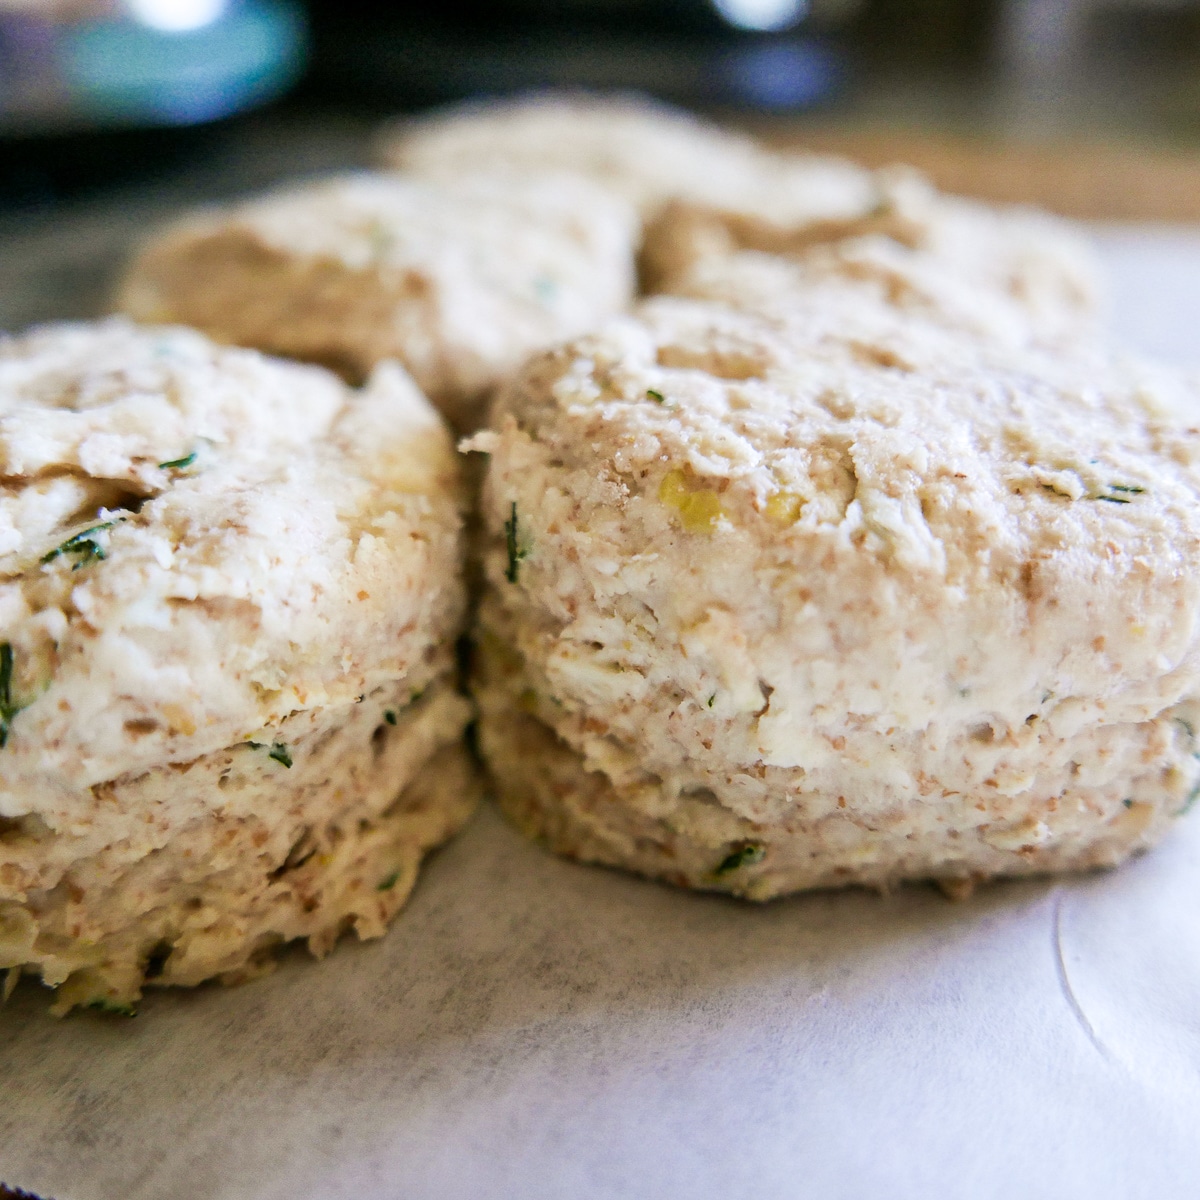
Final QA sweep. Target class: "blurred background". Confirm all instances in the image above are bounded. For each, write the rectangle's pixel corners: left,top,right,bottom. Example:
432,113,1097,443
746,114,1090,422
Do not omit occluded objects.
6,0,1200,177
3,0,1200,326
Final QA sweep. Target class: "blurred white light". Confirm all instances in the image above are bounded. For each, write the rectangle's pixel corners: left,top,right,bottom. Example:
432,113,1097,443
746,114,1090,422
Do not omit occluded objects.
713,0,808,32
124,0,228,33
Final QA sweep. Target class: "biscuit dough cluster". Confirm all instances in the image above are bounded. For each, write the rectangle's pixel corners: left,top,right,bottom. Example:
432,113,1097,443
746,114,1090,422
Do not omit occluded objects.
0,320,475,1013
381,93,1104,338
7,92,1197,1013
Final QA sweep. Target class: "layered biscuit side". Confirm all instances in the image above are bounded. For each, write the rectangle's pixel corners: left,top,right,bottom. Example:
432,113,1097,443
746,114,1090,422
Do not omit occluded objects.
0,320,477,1013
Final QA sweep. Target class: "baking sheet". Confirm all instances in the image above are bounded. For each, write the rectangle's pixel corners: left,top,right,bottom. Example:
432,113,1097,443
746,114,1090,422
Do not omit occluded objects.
2,226,1200,1200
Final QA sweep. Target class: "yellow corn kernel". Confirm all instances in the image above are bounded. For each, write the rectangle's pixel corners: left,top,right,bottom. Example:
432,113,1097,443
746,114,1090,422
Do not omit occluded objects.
764,490,804,525
658,469,688,507
161,703,196,736
658,469,723,533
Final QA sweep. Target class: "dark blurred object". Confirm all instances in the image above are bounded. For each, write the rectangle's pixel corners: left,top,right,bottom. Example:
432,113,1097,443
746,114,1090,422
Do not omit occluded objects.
4,0,1200,209
0,0,308,136
1,122,195,202
772,122,1200,219
850,0,993,61
992,0,1200,137
305,0,859,112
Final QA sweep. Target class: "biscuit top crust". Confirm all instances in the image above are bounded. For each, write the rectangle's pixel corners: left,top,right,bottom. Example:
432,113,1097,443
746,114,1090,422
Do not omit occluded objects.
117,171,638,420
0,320,465,802
474,296,1200,773
384,94,1100,336
643,167,1105,330
665,238,1091,353
0,319,345,494
131,170,636,280
381,93,878,224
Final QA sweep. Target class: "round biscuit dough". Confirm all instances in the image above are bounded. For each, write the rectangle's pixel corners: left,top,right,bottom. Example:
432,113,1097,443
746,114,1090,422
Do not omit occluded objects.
380,92,879,239
663,237,1092,354
0,319,477,1012
116,171,638,431
467,295,1200,898
642,167,1105,336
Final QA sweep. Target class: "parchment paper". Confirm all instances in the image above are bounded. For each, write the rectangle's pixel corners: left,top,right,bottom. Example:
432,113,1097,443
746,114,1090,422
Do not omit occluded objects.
2,226,1199,1200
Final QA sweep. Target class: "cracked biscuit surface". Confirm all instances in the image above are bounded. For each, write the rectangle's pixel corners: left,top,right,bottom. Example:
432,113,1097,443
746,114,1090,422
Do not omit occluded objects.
643,168,1104,339
117,171,638,431
0,319,476,1013
662,235,1095,355
467,295,1200,899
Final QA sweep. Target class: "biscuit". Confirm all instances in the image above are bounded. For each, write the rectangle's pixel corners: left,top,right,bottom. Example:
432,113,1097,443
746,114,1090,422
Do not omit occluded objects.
664,238,1089,353
643,168,1104,336
0,319,476,1013
466,295,1200,899
117,171,638,431
381,93,1102,338
380,92,877,233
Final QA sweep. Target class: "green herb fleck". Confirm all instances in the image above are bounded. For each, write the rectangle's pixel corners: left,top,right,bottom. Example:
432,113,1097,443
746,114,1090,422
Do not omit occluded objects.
1122,798,1134,809
245,740,292,767
86,998,136,1017
41,521,121,569
714,843,765,876
647,389,665,404
1176,718,1200,764
384,709,398,726
158,451,197,471
1095,482,1145,505
504,501,528,584
377,870,401,892
707,693,716,708
0,642,23,749
1181,782,1200,817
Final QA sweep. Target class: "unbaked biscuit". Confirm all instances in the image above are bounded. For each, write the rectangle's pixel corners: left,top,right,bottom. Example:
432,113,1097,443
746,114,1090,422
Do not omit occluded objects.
643,167,1104,337
0,319,476,1013
664,236,1091,352
466,294,1200,899
381,93,1102,339
380,92,878,243
116,171,638,431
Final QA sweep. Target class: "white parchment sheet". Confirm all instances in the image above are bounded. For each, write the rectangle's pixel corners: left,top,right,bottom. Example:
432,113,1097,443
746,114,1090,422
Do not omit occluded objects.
2,226,1199,1200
